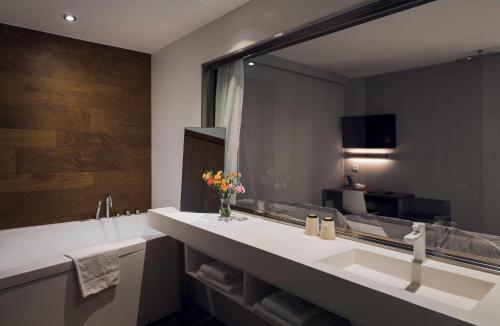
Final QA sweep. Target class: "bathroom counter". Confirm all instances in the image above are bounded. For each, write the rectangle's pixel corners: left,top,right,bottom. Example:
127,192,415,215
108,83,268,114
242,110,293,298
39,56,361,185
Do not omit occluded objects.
148,208,500,326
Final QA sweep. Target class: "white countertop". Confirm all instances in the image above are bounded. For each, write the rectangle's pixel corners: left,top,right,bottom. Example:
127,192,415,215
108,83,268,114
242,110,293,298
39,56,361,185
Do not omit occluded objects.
149,208,500,325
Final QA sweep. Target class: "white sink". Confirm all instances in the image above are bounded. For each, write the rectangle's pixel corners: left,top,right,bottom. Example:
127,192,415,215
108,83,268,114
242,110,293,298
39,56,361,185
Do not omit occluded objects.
318,249,495,310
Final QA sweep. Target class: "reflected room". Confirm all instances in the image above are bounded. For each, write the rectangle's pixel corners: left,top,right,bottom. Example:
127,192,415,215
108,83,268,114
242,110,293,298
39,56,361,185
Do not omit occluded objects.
229,1,500,266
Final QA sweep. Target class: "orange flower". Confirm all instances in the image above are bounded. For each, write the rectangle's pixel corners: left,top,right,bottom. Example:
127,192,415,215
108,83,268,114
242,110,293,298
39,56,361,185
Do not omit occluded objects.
207,178,214,185
221,183,229,192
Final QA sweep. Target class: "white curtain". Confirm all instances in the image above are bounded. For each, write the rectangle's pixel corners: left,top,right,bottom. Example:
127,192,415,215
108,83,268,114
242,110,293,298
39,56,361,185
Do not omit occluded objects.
215,60,245,177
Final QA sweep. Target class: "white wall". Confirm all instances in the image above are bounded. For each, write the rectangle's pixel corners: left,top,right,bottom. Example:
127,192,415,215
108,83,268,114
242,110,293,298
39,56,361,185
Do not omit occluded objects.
151,0,367,208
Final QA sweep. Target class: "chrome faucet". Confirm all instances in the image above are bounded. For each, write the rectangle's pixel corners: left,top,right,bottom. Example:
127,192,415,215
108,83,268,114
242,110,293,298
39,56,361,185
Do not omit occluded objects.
105,194,113,218
404,222,426,263
96,201,102,220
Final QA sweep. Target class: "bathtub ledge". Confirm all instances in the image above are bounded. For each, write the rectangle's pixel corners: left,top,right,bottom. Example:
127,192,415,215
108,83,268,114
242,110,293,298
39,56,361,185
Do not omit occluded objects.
0,237,148,292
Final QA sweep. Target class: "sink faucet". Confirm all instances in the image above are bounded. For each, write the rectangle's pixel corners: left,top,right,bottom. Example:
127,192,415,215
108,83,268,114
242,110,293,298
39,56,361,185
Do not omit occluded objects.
404,222,426,263
105,194,113,218
404,222,426,287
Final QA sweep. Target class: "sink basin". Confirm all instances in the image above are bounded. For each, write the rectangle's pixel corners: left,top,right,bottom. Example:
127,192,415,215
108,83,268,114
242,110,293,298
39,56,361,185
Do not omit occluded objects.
317,249,495,310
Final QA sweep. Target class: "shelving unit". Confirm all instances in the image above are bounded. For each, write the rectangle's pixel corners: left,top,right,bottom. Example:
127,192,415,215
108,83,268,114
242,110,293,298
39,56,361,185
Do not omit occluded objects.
183,245,345,326
184,245,274,325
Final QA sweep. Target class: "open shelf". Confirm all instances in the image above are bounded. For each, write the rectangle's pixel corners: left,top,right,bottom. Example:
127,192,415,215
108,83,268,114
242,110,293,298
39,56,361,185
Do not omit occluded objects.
244,273,279,306
184,245,349,326
184,246,216,273
185,246,245,305
186,271,244,305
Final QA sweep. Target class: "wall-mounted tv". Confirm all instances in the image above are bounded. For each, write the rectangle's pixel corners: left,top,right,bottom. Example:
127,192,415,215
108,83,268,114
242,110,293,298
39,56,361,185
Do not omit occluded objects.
342,114,396,149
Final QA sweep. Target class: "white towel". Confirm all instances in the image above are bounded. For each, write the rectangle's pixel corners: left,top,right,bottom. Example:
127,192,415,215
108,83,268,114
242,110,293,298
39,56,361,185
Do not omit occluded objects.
196,270,242,295
253,302,294,326
66,244,120,298
262,291,321,326
199,260,242,283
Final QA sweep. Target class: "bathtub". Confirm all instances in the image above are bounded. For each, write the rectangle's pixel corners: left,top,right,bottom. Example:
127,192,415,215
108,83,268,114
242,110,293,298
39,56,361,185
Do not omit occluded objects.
0,212,180,326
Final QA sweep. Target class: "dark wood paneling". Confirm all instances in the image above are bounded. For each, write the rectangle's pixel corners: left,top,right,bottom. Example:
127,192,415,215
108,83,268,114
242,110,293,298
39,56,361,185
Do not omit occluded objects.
16,147,125,173
0,148,15,174
0,172,94,193
0,128,56,147
0,23,151,229
56,131,150,148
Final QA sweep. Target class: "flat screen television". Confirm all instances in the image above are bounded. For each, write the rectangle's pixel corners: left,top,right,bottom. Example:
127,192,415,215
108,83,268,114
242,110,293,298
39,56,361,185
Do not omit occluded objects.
341,114,396,148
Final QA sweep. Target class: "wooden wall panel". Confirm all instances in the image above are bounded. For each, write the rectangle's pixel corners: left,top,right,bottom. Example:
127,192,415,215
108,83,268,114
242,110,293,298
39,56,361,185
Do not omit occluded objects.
0,129,56,147
0,172,94,193
0,24,151,229
0,149,15,174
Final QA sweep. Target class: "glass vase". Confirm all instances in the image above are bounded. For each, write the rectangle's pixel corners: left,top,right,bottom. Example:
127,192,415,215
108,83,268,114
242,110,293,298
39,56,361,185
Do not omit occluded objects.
219,196,231,219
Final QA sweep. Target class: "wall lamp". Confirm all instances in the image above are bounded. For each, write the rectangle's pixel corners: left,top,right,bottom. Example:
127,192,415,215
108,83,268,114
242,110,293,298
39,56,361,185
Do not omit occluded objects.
343,148,395,159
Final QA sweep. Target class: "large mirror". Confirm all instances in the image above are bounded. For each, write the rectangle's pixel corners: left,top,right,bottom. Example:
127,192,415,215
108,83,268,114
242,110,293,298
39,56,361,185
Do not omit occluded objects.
209,0,500,269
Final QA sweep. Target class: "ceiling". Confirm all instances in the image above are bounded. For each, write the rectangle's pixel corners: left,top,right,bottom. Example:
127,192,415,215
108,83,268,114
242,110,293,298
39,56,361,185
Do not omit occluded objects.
273,0,500,78
0,0,250,53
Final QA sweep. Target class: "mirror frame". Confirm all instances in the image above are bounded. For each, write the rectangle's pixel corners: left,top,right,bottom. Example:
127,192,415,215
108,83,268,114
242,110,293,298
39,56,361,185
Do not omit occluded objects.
200,0,500,274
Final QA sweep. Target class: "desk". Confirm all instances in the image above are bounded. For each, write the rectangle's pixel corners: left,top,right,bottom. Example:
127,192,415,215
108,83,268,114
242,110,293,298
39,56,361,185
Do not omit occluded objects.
322,187,414,218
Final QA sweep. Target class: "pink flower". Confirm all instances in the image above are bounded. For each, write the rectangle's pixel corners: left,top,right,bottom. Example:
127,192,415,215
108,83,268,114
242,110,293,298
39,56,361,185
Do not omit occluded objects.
235,185,245,194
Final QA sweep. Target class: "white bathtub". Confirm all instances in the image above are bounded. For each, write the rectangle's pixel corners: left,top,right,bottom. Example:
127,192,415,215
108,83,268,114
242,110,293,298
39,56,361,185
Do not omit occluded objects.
0,212,180,326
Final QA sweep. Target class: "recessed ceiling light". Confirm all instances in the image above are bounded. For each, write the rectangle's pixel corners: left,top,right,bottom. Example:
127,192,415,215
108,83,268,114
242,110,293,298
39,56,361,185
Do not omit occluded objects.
63,14,77,22
248,62,255,66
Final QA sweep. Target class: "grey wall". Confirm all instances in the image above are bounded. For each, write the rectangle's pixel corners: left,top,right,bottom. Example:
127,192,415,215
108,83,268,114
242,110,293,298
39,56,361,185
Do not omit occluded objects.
481,55,500,234
240,59,345,205
345,57,500,234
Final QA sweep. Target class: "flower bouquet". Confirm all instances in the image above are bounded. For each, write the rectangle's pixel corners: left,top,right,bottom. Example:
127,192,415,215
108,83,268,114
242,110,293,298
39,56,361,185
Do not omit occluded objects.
202,170,245,218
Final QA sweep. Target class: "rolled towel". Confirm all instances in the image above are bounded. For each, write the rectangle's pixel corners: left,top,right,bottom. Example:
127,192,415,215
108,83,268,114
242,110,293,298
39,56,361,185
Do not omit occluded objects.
253,302,294,326
65,244,120,298
196,270,242,295
262,291,321,326
200,260,242,283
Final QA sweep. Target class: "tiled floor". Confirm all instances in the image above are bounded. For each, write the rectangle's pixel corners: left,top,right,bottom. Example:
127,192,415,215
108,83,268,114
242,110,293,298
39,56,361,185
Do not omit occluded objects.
149,302,225,326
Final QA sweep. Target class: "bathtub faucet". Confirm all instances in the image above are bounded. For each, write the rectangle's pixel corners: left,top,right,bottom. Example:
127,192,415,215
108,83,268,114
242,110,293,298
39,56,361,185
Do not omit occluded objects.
95,201,102,220
106,194,113,218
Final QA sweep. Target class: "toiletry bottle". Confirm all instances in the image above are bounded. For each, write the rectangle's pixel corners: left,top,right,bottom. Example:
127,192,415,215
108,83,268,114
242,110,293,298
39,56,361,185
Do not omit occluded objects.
305,214,319,236
320,216,336,240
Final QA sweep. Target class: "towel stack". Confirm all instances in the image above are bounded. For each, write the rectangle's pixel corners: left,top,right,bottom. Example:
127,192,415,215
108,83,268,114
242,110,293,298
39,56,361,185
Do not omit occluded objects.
253,291,350,326
197,260,243,295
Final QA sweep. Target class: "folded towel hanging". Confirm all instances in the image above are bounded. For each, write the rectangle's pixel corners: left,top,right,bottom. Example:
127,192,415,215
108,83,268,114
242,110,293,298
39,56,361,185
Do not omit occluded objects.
65,244,120,298
199,260,242,283
262,291,321,326
196,270,242,295
253,302,294,326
